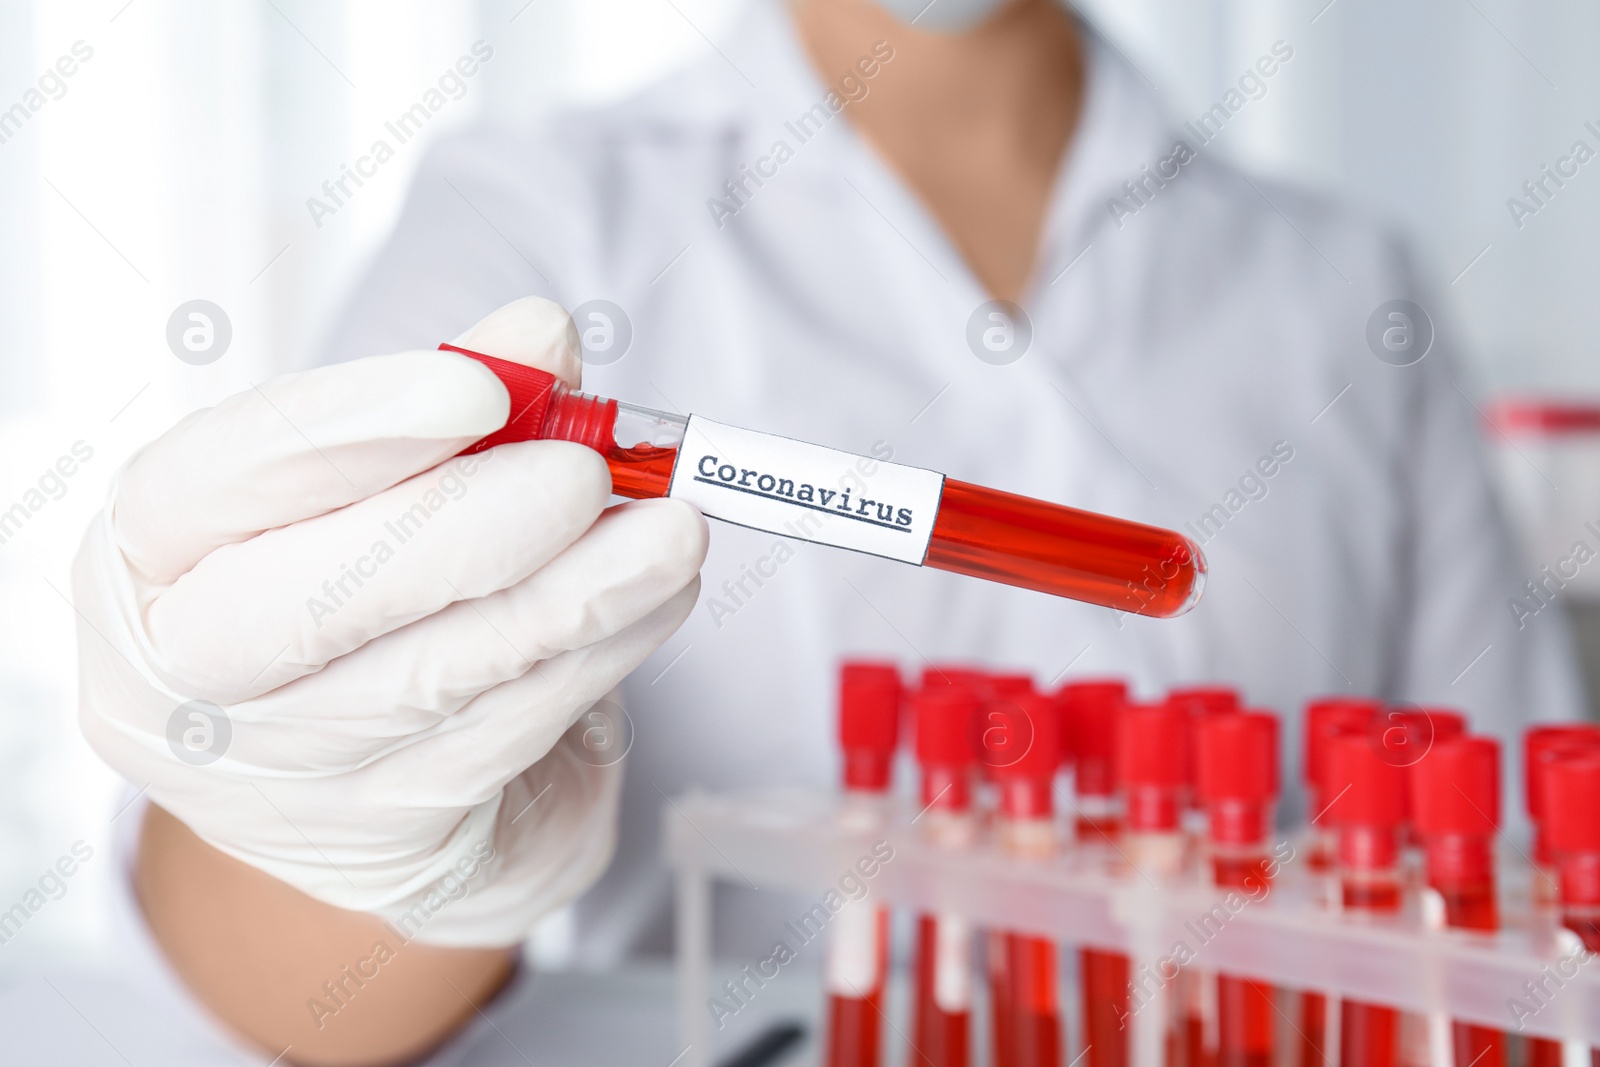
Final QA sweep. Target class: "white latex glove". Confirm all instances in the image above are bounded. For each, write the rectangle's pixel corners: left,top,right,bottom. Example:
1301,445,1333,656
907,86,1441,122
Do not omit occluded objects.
74,297,707,946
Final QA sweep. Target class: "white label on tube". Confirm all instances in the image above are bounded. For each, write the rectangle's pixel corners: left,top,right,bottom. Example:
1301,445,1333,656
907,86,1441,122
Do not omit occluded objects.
667,416,944,565
933,913,972,1012
825,904,882,995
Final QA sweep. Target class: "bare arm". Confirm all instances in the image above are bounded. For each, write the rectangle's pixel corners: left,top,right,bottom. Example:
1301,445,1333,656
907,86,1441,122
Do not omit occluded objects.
136,805,515,1067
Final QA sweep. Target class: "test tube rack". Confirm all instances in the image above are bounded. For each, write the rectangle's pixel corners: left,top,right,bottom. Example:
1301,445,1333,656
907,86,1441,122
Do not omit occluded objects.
666,787,1600,1067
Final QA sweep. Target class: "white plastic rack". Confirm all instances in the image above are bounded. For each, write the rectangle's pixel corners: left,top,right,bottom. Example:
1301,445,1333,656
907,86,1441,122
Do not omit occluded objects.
666,788,1600,1067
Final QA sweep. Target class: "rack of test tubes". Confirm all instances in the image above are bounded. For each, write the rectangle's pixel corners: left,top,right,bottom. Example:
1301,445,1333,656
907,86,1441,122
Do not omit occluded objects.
666,664,1600,1067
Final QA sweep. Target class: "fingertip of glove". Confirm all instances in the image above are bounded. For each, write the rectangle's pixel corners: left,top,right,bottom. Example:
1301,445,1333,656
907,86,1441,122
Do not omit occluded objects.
451,297,583,389
622,497,710,575
364,350,512,441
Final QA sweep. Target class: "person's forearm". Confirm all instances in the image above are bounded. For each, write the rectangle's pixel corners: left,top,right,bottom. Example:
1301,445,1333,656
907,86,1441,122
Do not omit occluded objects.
136,804,516,1067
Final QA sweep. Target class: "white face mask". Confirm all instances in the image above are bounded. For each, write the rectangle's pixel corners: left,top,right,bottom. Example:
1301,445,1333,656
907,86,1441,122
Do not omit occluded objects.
870,0,1017,33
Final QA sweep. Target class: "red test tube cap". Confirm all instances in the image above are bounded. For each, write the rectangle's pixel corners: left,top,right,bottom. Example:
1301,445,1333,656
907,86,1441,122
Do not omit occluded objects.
1376,706,1466,767
1324,734,1407,828
1526,724,1600,821
1169,685,1241,718
1060,679,1128,797
1304,697,1381,787
1410,736,1500,838
913,686,978,768
838,661,901,791
921,665,990,694
1196,711,1280,802
1118,701,1187,831
985,692,1060,818
1544,751,1600,856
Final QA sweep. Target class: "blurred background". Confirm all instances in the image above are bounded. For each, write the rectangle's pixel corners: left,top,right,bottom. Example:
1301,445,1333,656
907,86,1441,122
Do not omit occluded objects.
1,0,1597,976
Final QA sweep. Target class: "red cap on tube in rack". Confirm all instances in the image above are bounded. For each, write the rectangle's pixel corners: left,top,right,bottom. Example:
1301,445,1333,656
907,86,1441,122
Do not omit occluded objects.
1525,725,1600,859
921,665,990,695
1324,733,1407,869
1303,697,1381,806
1195,711,1280,845
912,685,979,810
1410,736,1500,838
1375,706,1465,767
838,662,902,791
1059,679,1129,798
1117,701,1187,832
984,691,1060,819
1542,750,1600,906
1170,685,1241,804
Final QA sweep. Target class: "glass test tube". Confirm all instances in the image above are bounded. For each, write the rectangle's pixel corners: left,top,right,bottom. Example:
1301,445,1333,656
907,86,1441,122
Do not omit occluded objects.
1060,680,1131,1067
985,690,1063,1067
1116,700,1191,1067
1195,711,1281,1067
1527,750,1600,1067
910,684,981,1067
825,663,900,1067
1410,736,1506,1067
1325,735,1407,1067
442,345,1205,615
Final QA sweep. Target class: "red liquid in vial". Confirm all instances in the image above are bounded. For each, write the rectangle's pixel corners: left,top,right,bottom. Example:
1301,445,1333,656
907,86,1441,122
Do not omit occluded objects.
1434,882,1505,1067
993,932,1061,1067
825,986,884,1067
1212,855,1275,1067
1081,949,1130,1067
602,445,1201,615
1338,880,1402,1067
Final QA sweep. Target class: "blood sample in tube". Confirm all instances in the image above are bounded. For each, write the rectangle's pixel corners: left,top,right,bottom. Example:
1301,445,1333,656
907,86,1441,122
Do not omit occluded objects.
911,684,981,1067
1324,735,1407,1067
1115,700,1191,1067
1196,711,1280,1067
984,692,1063,1067
1525,724,1600,908
1059,680,1130,1067
1410,736,1506,1067
443,345,1205,615
1527,749,1600,1067
824,663,900,1067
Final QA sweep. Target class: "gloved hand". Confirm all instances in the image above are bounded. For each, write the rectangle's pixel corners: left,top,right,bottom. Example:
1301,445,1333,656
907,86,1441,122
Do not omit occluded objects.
74,297,707,946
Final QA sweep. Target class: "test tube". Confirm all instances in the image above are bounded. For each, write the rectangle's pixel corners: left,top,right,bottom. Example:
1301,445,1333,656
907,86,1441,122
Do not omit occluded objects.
1528,751,1600,1067
1195,711,1281,1067
910,684,981,1067
1058,680,1130,1067
1115,700,1191,1067
442,345,1205,615
984,690,1063,1067
824,663,901,1067
1524,724,1600,908
1302,699,1383,871
1324,734,1407,1067
1298,700,1380,1067
1409,736,1506,1067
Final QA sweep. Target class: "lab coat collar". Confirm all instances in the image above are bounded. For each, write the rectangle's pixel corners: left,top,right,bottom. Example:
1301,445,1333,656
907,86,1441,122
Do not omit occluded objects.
638,0,1185,296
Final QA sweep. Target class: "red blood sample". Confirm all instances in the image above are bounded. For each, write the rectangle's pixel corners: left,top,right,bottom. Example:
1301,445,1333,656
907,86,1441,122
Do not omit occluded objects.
1528,750,1600,1067
1525,725,1600,881
1298,699,1381,1066
1058,680,1130,1067
444,345,1205,615
1324,734,1407,1067
985,693,1063,1067
825,663,901,1067
1410,736,1506,1067
911,684,981,1067
1196,711,1280,1067
1105,702,1190,1067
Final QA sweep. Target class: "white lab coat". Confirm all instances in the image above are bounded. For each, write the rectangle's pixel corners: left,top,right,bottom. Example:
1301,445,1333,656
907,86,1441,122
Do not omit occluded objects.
317,1,1582,965
7,4,1579,1063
